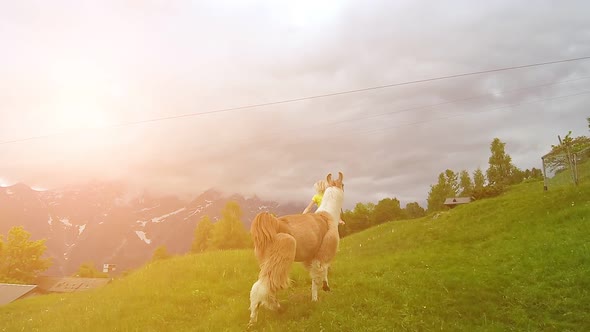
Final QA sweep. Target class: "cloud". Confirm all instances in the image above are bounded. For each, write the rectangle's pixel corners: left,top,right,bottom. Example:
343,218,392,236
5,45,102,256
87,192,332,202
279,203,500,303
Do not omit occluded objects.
1,1,590,209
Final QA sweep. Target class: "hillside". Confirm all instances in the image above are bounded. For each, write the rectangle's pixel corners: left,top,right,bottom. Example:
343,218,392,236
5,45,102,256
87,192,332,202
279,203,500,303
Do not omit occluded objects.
0,178,589,331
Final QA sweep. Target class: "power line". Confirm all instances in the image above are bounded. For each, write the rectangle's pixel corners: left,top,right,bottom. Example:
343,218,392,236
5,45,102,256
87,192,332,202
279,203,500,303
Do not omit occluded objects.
185,86,590,153
243,88,590,152
354,90,590,137
324,90,590,144
209,76,590,148
1,55,590,146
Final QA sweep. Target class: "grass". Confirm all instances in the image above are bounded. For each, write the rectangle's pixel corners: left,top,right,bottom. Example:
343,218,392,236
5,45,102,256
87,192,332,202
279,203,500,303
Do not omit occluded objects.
1,176,589,331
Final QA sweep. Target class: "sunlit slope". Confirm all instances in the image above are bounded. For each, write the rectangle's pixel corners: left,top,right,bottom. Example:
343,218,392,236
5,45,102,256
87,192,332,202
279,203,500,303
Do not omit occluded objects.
1,178,588,331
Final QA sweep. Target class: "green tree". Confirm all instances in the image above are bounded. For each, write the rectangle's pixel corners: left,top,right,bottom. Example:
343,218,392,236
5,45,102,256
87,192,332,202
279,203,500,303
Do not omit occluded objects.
486,138,515,186
530,167,543,179
152,245,171,261
75,262,109,278
427,170,459,213
509,165,525,184
427,173,448,213
0,226,52,284
340,202,375,237
544,132,590,173
191,215,214,253
404,202,426,219
459,170,473,196
209,201,251,250
523,167,543,180
473,168,486,191
445,169,460,195
374,198,404,224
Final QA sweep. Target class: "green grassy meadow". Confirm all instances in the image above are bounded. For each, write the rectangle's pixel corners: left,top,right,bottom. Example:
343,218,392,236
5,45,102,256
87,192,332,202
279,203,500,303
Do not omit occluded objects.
1,177,589,331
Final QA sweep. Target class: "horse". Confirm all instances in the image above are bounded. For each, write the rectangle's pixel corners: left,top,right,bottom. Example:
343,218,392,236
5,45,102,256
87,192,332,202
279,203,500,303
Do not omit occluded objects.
248,172,344,327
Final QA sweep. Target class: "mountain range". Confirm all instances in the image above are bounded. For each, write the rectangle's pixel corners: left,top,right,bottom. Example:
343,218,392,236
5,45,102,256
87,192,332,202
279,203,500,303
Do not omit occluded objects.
0,182,304,276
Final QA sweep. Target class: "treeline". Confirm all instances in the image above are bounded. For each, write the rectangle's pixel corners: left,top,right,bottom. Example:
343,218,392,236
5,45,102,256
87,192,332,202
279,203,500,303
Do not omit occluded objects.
426,137,543,213
426,130,590,214
339,137,547,238
336,126,589,238
339,198,425,237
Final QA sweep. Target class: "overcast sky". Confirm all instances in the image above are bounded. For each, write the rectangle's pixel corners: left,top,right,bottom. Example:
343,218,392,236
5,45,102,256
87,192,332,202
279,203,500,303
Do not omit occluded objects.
1,0,589,209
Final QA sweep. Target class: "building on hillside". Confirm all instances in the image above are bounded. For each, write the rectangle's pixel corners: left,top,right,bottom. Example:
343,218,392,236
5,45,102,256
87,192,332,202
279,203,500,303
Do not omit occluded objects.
0,277,111,306
35,276,111,293
0,284,40,305
443,197,473,208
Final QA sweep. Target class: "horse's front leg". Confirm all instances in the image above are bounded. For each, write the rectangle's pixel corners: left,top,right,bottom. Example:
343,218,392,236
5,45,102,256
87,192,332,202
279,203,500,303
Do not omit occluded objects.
309,260,323,301
316,230,339,294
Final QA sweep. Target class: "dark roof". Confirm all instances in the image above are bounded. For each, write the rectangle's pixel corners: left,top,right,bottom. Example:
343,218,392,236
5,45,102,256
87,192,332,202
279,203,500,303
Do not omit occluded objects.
443,197,472,205
0,283,38,305
35,276,110,293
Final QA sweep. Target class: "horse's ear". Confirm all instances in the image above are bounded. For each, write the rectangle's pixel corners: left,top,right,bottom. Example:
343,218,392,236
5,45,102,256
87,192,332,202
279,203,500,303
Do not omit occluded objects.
337,172,343,184
326,173,333,184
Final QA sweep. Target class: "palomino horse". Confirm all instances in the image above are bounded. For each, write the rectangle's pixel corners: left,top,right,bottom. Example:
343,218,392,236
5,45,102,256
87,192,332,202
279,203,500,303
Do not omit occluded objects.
248,172,344,326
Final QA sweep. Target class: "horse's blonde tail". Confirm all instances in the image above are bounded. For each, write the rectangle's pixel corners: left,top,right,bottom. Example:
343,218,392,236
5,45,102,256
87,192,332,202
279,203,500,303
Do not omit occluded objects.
251,212,279,260
259,233,296,291
250,213,296,325
250,212,296,291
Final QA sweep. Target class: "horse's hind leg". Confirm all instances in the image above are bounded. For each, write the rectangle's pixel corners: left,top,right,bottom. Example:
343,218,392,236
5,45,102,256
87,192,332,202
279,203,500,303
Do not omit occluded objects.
249,280,282,327
322,264,331,291
249,233,296,326
249,280,266,327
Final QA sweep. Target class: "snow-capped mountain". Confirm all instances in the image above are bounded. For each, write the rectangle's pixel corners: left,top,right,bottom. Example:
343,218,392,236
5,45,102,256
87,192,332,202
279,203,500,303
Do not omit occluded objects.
0,182,304,276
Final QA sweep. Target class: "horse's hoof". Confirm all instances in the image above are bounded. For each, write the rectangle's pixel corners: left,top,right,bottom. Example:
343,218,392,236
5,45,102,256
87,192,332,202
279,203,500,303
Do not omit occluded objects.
322,281,331,292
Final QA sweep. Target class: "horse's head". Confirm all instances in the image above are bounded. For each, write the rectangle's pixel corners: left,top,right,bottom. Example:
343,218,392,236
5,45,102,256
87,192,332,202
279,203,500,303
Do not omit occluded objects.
320,172,344,223
326,172,344,191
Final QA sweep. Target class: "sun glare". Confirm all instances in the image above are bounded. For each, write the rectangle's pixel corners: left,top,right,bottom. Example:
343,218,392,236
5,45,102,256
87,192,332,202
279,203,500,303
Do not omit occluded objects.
282,0,345,26
49,60,113,131
54,103,110,131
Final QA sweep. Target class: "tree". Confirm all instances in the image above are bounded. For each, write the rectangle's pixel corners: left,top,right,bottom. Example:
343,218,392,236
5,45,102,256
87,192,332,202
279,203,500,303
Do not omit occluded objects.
191,216,214,253
529,167,543,179
373,198,404,224
486,138,515,186
340,202,375,237
152,245,171,261
522,167,543,180
444,169,459,194
209,201,251,250
473,168,486,191
75,262,109,278
404,202,425,219
508,165,525,184
427,170,459,213
459,170,473,196
427,173,449,213
544,132,590,173
0,226,52,284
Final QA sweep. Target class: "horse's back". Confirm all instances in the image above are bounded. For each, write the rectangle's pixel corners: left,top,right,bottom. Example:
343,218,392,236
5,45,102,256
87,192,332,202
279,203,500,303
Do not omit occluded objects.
277,213,330,262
